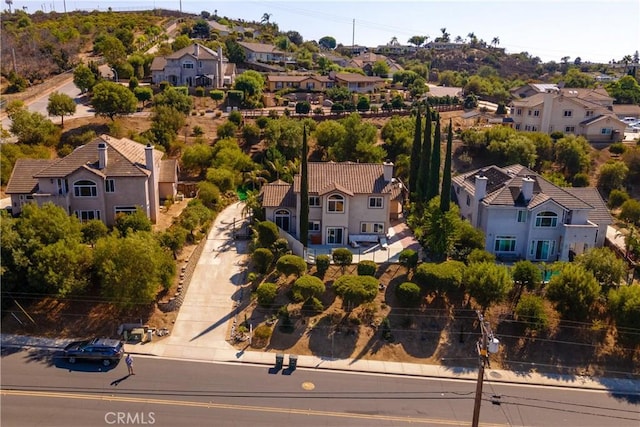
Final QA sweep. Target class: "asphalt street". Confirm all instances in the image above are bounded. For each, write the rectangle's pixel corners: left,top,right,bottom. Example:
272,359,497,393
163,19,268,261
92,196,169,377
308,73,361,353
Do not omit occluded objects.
1,348,639,427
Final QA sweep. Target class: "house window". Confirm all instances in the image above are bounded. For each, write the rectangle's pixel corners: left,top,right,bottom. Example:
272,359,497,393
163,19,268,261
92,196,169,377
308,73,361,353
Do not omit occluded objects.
565,126,575,133
534,211,558,227
105,179,115,193
309,196,320,207
360,222,385,233
327,227,343,244
327,194,344,213
515,124,521,131
528,110,532,116
517,210,527,223
494,236,516,252
309,221,321,232
533,110,540,117
524,125,532,131
601,128,612,135
563,110,572,117
56,178,68,195
182,62,194,69
306,82,315,90
73,180,97,197
530,240,556,260
368,196,383,208
531,125,538,131
516,108,522,116
75,210,101,222
274,209,290,231
585,110,594,117
198,61,202,68
115,206,138,215
276,82,283,89
466,195,470,206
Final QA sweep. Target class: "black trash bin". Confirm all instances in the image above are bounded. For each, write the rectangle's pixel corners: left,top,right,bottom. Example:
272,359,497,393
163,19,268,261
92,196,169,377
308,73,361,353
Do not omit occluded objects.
289,354,298,370
275,353,284,369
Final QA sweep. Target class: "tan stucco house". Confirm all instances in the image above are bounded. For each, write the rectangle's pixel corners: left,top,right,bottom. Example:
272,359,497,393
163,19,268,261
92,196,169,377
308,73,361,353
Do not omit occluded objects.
237,41,286,63
151,43,235,88
510,86,626,142
452,164,612,262
5,135,178,226
260,162,405,246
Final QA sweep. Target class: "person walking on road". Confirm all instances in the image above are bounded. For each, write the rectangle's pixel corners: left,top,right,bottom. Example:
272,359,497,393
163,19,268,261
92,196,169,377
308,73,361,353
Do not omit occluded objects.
125,353,135,375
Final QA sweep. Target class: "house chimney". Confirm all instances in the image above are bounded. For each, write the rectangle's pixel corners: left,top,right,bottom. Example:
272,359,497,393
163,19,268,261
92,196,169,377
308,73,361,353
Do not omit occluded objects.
383,161,394,182
521,176,534,203
194,43,199,56
217,45,224,88
98,142,108,169
145,143,158,224
474,175,487,201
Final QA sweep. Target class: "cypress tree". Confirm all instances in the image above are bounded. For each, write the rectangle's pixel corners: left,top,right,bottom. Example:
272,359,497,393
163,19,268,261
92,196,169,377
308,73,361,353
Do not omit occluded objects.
440,119,453,212
300,125,309,247
427,113,441,201
408,107,422,202
416,105,431,203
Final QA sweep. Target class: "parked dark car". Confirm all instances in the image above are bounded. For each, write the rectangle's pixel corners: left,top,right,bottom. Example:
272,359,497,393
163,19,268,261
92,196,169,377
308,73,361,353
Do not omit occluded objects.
63,338,124,366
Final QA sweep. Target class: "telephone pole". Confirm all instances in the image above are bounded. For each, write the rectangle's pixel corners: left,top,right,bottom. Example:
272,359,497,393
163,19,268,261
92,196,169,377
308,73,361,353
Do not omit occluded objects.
471,311,499,427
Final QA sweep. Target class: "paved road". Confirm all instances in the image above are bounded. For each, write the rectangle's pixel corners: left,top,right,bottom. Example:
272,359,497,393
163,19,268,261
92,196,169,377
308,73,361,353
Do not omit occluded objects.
1,347,639,427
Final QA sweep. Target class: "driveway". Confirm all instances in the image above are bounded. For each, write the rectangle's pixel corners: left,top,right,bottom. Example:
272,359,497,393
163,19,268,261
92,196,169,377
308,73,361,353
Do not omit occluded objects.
142,201,251,360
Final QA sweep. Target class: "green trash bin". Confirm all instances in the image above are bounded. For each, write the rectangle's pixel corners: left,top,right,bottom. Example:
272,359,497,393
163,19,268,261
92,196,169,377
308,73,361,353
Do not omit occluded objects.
275,353,284,369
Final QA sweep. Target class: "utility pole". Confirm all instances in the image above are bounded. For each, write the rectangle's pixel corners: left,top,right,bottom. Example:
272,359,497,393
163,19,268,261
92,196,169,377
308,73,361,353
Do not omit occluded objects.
471,311,499,427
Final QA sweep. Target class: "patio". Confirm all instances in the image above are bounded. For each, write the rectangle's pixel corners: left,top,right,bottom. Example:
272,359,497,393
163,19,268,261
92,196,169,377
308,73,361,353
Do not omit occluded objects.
305,220,421,264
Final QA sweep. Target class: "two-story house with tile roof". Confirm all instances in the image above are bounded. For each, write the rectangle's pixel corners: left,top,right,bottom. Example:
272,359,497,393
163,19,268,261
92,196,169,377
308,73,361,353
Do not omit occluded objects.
509,86,626,142
5,135,178,226
347,52,403,78
151,43,235,88
451,164,612,262
260,162,405,246
237,41,287,63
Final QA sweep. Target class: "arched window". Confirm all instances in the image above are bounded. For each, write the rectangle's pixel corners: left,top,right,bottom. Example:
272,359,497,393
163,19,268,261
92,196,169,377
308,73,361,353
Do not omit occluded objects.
73,180,97,197
535,211,557,227
274,209,290,231
327,194,344,213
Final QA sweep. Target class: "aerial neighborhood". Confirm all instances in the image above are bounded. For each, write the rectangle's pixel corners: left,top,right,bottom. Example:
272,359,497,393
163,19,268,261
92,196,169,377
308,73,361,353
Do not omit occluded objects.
1,7,640,396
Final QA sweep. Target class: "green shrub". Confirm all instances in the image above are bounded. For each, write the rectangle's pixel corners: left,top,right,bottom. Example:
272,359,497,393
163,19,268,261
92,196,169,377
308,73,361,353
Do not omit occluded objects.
396,282,421,306
334,275,378,307
276,255,307,278
228,110,243,125
467,249,495,264
216,121,238,139
357,260,377,276
256,282,278,307
572,172,590,187
272,238,290,258
315,254,330,277
608,189,629,209
252,324,272,347
515,294,549,331
255,116,270,129
303,296,324,313
252,248,274,273
609,142,626,155
292,275,326,301
332,248,353,271
398,249,418,271
415,261,465,296
255,221,279,248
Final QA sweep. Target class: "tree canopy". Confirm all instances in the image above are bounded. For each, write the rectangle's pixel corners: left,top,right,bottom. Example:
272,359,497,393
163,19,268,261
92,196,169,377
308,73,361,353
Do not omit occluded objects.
91,81,137,120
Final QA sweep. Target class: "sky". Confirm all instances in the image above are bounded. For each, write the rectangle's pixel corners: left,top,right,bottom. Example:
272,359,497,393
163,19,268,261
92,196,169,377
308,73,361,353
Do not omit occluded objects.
6,0,640,64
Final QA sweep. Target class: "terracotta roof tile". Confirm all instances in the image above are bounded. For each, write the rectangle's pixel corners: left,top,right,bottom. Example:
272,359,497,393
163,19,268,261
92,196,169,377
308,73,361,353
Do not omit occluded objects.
260,180,295,207
293,162,393,195
5,159,56,194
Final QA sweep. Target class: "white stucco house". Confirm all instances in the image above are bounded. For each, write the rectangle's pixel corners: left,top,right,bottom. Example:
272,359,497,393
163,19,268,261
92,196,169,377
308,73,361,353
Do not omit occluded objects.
452,164,612,262
260,162,405,246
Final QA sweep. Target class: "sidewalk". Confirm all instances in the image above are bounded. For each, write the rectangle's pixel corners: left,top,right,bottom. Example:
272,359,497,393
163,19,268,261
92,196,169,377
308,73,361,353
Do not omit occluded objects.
2,201,639,395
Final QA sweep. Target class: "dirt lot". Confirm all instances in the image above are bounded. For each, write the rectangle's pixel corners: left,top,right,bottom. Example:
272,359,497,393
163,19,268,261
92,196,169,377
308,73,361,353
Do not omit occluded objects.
231,264,639,377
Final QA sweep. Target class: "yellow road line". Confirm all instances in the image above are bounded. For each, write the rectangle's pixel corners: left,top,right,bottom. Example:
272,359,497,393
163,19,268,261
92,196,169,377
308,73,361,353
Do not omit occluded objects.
1,389,507,426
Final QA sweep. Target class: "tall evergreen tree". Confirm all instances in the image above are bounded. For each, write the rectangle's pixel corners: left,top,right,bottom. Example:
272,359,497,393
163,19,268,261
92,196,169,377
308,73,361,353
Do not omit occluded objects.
440,119,453,212
416,106,431,203
427,113,441,201
300,126,309,247
408,107,422,202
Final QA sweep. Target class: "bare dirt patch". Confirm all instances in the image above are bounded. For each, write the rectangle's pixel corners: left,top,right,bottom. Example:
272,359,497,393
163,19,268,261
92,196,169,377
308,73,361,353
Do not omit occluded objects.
233,264,639,377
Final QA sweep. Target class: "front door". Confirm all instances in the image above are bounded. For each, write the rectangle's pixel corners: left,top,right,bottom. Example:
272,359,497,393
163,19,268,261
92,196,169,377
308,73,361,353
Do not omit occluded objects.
326,227,343,244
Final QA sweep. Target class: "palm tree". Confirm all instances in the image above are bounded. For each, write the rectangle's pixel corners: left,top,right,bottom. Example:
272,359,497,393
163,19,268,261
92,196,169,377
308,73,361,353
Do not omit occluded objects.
438,27,450,43
261,13,272,24
491,36,500,48
454,35,463,44
467,32,478,47
622,54,633,74
389,36,399,46
243,169,269,191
